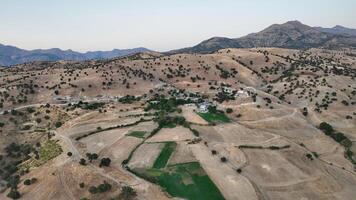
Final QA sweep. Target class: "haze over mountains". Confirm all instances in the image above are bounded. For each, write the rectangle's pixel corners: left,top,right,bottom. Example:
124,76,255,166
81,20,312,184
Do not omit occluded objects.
1,20,356,66
0,44,150,66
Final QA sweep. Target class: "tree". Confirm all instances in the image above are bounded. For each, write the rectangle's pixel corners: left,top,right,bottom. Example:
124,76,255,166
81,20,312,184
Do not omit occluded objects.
119,186,137,200
319,122,333,135
220,157,227,162
100,158,111,167
7,189,21,199
36,118,42,123
226,108,233,114
97,181,112,192
88,186,98,194
79,158,86,165
67,152,73,157
86,153,98,162
306,153,313,160
55,121,63,128
24,179,31,185
31,178,37,184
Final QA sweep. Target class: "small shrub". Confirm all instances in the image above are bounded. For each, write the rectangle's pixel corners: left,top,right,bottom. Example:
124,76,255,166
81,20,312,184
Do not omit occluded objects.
55,121,62,128
79,158,86,165
7,189,21,199
220,157,227,162
100,157,111,167
226,108,233,114
23,179,32,185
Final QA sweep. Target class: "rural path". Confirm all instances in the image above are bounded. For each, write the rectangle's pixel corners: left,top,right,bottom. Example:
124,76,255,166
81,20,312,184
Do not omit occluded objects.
0,99,112,114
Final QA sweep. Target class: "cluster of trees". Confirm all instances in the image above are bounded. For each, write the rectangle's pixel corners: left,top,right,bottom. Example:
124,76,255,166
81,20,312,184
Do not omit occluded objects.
119,186,137,200
118,95,141,104
23,178,37,186
319,122,355,164
79,154,111,167
88,181,112,194
70,102,105,110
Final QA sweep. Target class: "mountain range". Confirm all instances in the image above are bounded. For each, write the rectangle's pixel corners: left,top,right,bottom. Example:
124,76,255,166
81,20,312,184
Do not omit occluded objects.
1,20,356,66
0,45,150,66
168,21,356,54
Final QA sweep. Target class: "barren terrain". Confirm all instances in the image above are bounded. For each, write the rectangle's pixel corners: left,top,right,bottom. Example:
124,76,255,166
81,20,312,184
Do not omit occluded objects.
1,47,356,200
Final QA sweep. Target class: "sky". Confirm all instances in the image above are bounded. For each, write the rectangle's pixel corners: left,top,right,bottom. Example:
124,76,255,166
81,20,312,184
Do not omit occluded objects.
0,0,355,52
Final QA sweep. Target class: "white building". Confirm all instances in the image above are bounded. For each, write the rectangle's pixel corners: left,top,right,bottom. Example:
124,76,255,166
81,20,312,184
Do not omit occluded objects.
235,90,249,98
198,102,210,113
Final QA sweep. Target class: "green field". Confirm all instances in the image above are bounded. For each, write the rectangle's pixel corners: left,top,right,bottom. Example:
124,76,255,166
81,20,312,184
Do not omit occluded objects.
198,112,230,123
126,131,147,138
138,162,224,200
153,142,177,169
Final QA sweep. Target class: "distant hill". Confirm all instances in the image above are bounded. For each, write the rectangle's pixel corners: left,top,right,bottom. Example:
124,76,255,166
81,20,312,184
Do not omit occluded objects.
169,37,242,54
169,21,356,54
314,25,356,36
0,44,151,66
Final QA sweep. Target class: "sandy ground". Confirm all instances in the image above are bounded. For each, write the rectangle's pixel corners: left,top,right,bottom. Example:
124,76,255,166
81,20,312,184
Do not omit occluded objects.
79,127,132,153
208,143,247,169
127,121,158,138
213,123,276,146
101,136,143,164
128,143,164,169
242,149,310,185
147,126,195,143
168,142,197,165
181,105,209,125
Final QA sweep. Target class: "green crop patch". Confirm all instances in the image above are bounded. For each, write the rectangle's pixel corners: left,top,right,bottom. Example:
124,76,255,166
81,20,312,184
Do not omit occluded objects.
137,162,224,200
153,142,177,169
126,131,147,138
198,112,230,123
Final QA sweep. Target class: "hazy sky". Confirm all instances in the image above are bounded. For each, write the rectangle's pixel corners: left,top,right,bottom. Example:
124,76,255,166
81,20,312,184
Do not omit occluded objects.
1,0,355,52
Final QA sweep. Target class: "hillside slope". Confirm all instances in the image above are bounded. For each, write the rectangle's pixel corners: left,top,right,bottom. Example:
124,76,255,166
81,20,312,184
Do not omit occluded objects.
169,21,356,54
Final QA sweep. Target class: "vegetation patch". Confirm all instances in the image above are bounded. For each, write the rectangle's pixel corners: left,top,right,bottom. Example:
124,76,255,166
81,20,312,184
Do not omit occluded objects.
198,112,230,123
22,140,63,168
152,142,177,169
126,131,147,138
319,122,356,164
70,101,105,110
238,144,290,150
145,97,193,113
135,162,224,200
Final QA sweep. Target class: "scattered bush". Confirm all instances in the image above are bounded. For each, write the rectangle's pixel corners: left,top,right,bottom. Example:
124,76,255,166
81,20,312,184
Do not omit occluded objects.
220,157,227,162
119,186,137,200
55,121,62,128
100,158,111,167
79,158,86,166
226,108,233,114
7,189,21,199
